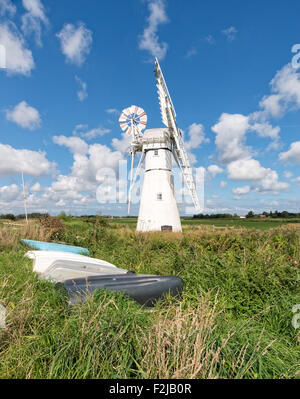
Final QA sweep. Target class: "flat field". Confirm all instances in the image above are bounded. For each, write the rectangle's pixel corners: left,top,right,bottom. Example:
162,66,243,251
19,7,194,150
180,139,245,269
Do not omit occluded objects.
108,217,300,231
182,218,300,230
0,218,299,378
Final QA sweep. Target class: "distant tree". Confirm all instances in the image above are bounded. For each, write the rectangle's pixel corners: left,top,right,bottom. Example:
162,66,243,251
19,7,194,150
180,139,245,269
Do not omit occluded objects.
4,214,16,221
57,211,68,221
246,211,254,218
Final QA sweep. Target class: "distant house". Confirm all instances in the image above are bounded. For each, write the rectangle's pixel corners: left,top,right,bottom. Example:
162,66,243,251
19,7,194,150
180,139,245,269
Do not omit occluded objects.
259,214,266,219
240,215,246,219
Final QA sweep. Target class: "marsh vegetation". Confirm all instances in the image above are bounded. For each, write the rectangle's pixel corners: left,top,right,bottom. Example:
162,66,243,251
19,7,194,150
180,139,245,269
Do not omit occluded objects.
0,217,299,378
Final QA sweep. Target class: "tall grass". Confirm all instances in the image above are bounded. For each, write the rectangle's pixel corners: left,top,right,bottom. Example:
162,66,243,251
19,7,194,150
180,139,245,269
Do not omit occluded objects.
136,294,276,379
0,220,299,378
0,221,57,248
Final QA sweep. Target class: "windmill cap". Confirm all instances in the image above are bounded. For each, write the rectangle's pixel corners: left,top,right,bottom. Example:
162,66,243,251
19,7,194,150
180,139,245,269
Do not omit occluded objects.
143,128,169,140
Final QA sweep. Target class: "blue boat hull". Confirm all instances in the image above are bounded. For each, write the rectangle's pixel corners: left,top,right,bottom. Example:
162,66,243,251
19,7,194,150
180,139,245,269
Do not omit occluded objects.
21,239,90,255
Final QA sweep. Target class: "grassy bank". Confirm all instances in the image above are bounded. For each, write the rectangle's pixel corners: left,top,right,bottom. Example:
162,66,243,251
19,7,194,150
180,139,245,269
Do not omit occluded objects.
0,220,299,378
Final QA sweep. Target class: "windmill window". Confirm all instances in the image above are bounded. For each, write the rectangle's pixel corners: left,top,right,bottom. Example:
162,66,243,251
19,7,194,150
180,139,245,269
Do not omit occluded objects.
154,150,159,156
157,193,162,201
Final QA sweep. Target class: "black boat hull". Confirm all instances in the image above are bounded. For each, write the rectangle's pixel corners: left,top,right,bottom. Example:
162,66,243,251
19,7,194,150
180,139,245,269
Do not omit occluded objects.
59,273,184,306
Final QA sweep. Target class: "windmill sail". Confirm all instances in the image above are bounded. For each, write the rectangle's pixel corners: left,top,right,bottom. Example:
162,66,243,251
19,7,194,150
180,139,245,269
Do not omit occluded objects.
154,58,201,211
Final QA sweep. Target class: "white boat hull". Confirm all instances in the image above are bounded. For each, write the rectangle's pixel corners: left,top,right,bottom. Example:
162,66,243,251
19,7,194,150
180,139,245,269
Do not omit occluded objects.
25,251,127,282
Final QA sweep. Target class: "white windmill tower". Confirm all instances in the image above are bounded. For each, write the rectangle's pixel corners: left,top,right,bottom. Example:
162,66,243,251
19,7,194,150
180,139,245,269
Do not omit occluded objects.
119,58,200,232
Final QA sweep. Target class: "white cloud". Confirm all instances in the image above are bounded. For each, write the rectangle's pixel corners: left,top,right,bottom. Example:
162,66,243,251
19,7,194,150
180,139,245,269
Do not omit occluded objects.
259,94,282,118
222,26,238,41
249,120,281,150
56,22,92,66
258,170,289,191
0,180,99,214
205,35,215,45
259,64,300,117
292,177,300,184
212,113,250,164
227,158,268,181
233,195,250,201
31,182,42,192
270,63,300,109
53,135,89,155
106,108,120,115
182,123,209,165
250,121,280,140
212,113,281,166
0,143,55,177
75,75,88,101
227,158,288,192
47,137,125,208
53,136,124,187
207,165,223,178
279,141,300,164
86,144,124,179
0,23,35,75
284,171,293,179
212,58,300,169
259,199,279,207
0,184,20,202
73,124,111,140
82,128,110,140
232,186,250,195
206,199,214,207
112,132,132,153
185,123,209,150
185,48,197,58
0,0,16,16
220,181,227,189
21,0,49,46
6,101,41,130
211,61,300,173
138,0,169,60
51,175,85,193
72,124,88,134
56,199,66,207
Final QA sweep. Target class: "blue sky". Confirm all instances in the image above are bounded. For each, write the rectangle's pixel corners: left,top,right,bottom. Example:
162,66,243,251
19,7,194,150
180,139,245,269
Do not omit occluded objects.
0,0,299,216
